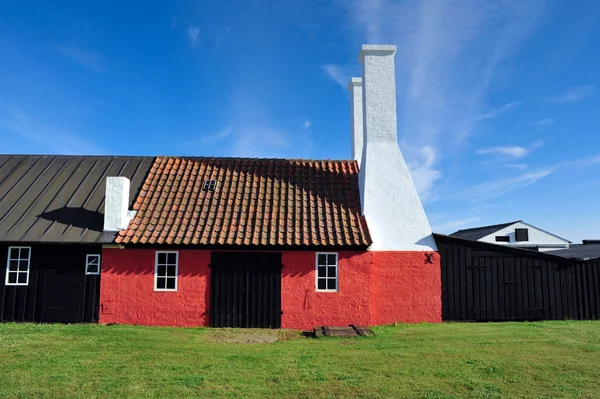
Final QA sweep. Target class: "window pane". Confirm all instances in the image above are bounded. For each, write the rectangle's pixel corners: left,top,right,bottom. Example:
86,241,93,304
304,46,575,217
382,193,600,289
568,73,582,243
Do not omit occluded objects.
317,254,327,265
87,264,99,274
7,273,17,284
166,266,176,277
88,256,99,265
157,265,166,277
327,278,336,290
327,254,336,265
327,266,336,278
157,253,167,265
166,278,176,290
20,248,30,259
156,277,166,289
317,279,326,290
9,248,19,260
317,266,326,278
8,260,18,271
18,260,29,272
17,273,27,284
167,253,177,265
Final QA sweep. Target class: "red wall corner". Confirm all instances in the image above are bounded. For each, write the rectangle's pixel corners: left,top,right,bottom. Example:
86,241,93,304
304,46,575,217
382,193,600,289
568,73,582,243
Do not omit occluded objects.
370,251,442,325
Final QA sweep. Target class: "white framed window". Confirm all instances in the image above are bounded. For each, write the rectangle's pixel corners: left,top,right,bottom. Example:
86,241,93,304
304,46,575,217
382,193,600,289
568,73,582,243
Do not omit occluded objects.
316,252,338,292
155,251,178,291
5,247,31,286
86,254,101,275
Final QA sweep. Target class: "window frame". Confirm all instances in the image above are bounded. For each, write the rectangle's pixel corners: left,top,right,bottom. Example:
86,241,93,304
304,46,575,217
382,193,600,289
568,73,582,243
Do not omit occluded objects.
154,251,179,292
515,228,529,242
5,246,31,286
85,254,101,275
315,252,338,293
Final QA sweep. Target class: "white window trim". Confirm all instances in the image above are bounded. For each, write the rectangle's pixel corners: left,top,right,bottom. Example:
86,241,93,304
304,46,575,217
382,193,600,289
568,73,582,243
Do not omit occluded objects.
154,251,178,292
5,246,31,286
315,252,338,293
85,254,101,275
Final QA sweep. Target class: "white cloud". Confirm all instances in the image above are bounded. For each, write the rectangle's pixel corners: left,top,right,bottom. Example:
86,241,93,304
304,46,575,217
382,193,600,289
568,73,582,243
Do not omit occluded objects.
477,141,543,158
505,163,528,170
532,118,554,126
406,145,442,201
475,101,524,120
56,45,107,73
549,85,595,103
432,217,482,233
465,152,600,202
188,26,200,47
303,119,311,128
322,64,349,89
0,107,104,155
338,0,547,196
468,170,553,201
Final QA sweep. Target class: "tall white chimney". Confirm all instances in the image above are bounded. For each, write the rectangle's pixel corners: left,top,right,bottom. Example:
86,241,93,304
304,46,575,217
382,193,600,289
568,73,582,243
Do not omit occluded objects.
104,176,133,231
348,77,364,165
358,44,437,251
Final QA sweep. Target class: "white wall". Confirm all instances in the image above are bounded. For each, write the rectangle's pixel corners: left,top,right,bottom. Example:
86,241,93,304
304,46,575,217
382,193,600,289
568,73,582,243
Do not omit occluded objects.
479,221,570,251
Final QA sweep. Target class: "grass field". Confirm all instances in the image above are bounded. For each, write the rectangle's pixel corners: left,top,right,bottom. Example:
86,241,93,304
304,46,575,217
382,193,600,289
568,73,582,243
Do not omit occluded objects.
1,321,599,398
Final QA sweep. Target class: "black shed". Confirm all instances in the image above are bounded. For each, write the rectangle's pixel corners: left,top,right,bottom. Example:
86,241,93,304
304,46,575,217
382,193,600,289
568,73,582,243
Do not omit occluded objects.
435,234,600,322
0,155,153,322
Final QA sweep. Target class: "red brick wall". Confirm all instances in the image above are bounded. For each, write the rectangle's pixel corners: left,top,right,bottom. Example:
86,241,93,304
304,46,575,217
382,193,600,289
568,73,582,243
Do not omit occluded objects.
100,248,441,328
100,248,210,327
370,251,442,325
281,251,372,330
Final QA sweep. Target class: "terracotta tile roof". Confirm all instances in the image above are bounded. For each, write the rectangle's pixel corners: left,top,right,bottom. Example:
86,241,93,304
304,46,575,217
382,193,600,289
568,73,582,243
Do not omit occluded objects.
116,157,372,247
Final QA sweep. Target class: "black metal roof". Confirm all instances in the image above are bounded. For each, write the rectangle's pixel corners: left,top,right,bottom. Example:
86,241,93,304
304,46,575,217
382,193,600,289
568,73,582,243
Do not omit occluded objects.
449,221,521,241
546,244,600,261
0,155,154,244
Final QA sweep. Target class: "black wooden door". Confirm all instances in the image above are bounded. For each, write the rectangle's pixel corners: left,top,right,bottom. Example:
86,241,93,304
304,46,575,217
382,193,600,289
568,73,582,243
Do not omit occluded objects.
41,267,84,322
210,252,282,328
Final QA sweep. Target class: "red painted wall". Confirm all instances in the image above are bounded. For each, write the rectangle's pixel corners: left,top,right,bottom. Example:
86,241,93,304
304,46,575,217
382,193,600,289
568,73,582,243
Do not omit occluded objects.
100,248,210,327
100,248,441,329
370,252,442,325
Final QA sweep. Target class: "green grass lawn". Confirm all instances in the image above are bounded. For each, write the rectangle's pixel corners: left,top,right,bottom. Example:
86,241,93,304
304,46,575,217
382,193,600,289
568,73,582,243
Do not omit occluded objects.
1,321,599,398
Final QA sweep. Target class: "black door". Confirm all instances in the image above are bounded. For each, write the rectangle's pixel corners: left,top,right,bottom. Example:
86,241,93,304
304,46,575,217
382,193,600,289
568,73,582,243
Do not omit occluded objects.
210,252,282,328
41,266,84,322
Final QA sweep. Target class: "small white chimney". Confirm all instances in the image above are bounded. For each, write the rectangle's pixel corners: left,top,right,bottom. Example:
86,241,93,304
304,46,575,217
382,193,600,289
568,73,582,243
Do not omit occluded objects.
348,77,364,165
357,44,437,251
104,176,133,231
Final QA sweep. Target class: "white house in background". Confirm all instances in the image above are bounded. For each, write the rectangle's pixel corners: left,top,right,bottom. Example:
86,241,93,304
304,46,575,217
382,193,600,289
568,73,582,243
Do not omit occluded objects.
450,220,571,252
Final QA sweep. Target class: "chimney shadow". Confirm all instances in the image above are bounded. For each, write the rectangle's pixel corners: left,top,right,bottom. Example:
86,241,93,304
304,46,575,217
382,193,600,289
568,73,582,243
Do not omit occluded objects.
38,207,104,232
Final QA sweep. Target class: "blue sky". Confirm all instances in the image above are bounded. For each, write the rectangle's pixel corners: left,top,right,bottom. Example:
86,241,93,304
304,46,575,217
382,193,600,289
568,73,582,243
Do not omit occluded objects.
1,1,599,241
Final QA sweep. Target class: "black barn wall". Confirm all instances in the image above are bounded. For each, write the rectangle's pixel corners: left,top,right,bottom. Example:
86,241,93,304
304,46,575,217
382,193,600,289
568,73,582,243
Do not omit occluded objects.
437,237,600,321
0,243,101,323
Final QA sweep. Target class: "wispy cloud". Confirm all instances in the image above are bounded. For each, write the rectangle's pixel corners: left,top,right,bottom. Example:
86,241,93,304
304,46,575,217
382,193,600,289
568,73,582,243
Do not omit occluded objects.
0,107,104,154
466,153,600,201
549,85,595,103
475,101,524,120
505,163,528,170
468,170,553,201
405,145,442,201
338,0,547,196
432,217,482,233
56,45,107,73
303,119,311,128
188,26,200,47
476,141,543,159
532,118,554,126
322,64,349,89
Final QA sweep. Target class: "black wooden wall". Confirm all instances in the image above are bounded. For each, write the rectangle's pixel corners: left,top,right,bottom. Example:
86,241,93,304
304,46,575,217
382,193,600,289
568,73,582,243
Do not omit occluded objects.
0,243,101,323
437,237,600,321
